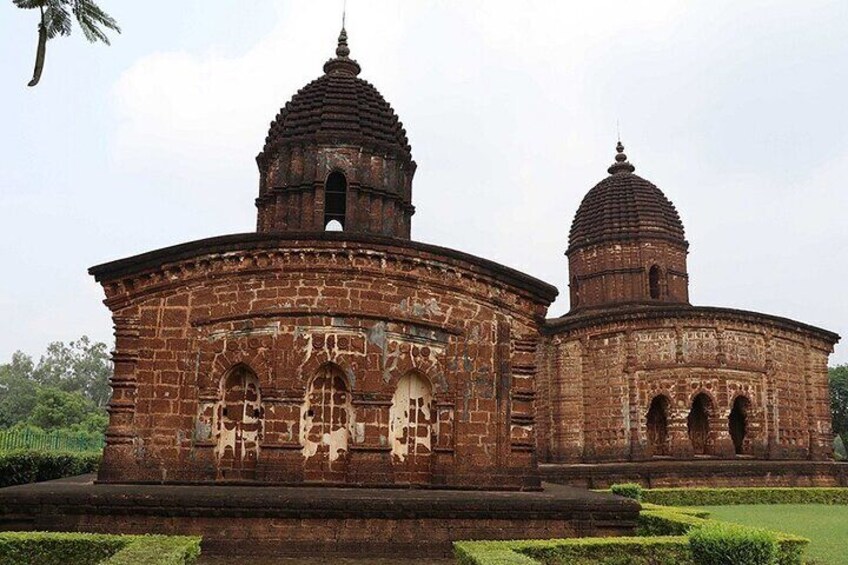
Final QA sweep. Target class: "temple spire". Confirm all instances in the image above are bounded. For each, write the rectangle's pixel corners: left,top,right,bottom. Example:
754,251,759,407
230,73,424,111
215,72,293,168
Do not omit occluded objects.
607,140,636,175
323,20,360,76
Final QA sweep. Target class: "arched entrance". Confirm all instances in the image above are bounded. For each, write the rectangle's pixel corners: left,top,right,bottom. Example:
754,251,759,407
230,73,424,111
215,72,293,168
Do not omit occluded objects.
729,396,751,455
687,393,713,455
389,372,434,483
646,395,670,456
300,364,353,478
215,364,261,480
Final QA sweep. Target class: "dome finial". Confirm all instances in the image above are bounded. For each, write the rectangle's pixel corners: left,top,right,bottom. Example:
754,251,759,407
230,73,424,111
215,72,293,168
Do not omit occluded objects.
608,140,636,175
323,8,361,77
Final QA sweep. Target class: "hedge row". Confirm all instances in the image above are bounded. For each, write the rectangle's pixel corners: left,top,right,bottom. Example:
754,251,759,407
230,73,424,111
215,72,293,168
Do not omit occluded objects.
454,506,808,565
0,450,101,488
0,532,200,565
640,487,848,506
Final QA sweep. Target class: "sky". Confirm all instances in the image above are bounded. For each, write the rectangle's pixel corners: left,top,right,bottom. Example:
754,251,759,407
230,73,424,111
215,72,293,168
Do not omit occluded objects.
0,0,846,365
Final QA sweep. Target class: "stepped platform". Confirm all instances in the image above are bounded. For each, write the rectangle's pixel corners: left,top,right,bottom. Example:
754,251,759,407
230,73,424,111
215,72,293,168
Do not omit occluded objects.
0,475,638,558
541,459,848,489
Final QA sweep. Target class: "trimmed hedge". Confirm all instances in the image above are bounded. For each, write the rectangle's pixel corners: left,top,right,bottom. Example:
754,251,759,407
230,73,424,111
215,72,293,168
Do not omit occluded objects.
641,487,848,506
0,532,200,565
104,535,201,565
0,450,101,488
610,482,643,501
689,522,777,565
0,532,123,565
454,505,808,565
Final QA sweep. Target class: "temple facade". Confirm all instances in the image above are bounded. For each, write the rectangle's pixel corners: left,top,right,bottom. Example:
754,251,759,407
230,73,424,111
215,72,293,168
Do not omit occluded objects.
89,28,840,489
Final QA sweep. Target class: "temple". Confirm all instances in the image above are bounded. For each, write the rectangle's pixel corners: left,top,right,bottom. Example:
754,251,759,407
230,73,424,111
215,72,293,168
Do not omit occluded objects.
87,27,842,490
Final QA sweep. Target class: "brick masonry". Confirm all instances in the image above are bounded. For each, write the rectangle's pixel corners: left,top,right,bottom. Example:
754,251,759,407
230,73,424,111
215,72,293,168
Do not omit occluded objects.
90,233,557,489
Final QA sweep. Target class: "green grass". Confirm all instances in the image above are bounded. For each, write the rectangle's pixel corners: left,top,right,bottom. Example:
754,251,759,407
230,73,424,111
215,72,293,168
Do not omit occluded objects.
701,504,848,565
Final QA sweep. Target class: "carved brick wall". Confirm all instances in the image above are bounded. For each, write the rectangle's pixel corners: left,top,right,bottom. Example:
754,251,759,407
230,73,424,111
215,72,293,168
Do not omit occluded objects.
93,237,554,489
539,310,836,464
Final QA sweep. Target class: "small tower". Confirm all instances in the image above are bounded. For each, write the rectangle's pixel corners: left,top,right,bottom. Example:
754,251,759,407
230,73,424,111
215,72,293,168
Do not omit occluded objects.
566,142,689,311
255,27,416,237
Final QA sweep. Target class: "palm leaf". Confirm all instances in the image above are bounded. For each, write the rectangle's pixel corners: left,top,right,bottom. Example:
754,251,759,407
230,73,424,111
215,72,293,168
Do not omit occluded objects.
71,0,120,44
43,4,73,39
12,0,49,9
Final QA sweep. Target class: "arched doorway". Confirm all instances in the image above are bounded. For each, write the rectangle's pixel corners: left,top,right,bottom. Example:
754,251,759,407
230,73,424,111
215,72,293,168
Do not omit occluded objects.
646,395,670,456
687,393,713,455
215,364,261,480
729,396,751,455
389,372,434,483
300,364,353,477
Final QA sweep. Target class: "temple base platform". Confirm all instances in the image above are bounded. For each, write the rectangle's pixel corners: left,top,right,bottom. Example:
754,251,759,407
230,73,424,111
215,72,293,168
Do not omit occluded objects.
0,475,638,558
541,459,848,489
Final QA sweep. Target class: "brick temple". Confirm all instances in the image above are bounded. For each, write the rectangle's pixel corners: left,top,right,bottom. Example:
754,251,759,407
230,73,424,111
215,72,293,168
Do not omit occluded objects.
88,27,841,490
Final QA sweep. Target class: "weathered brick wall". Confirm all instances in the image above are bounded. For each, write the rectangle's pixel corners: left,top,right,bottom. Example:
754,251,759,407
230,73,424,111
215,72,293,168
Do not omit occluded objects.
567,239,689,310
539,308,836,464
256,144,414,237
92,235,555,489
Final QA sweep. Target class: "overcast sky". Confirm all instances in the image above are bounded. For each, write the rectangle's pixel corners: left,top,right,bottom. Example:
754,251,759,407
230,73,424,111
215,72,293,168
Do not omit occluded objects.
1,0,846,365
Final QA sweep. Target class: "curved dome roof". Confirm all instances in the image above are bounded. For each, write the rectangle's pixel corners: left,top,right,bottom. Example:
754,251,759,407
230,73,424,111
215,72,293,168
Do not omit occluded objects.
260,28,412,162
567,142,686,254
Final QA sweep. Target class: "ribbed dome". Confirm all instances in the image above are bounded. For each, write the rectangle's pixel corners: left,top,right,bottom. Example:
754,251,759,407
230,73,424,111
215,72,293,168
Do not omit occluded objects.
567,143,686,254
259,28,412,163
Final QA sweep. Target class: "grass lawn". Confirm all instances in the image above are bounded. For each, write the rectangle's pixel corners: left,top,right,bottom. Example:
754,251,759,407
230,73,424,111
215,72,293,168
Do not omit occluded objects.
701,504,848,565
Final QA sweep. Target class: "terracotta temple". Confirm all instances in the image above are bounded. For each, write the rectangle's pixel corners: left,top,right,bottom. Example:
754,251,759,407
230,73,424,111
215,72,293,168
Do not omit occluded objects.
88,28,842,490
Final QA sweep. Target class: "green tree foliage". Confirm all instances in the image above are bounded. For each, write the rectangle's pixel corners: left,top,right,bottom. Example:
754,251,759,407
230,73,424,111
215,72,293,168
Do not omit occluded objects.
829,364,848,451
12,0,120,87
0,337,111,434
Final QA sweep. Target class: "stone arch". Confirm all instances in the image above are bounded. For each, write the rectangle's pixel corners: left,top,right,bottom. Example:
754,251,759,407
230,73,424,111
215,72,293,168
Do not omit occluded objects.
300,363,354,470
214,363,262,480
729,395,752,455
390,371,434,461
649,265,662,299
324,170,347,229
646,394,671,456
687,391,715,455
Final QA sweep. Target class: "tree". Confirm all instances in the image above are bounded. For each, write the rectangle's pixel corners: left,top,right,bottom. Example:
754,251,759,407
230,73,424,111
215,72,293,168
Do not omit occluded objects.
0,352,38,427
26,386,95,430
13,0,120,87
830,365,848,452
32,336,112,408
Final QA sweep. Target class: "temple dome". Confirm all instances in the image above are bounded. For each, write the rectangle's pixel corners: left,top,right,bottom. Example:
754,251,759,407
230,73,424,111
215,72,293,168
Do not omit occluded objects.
259,28,412,164
567,142,686,254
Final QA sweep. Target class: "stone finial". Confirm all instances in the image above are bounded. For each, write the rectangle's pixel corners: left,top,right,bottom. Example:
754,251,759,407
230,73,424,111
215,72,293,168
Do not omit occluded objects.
323,26,361,76
336,27,350,58
608,140,636,175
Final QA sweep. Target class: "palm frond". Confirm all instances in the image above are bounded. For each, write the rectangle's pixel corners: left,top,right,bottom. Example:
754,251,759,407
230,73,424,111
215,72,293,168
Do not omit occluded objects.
12,0,49,10
44,4,73,39
71,0,120,44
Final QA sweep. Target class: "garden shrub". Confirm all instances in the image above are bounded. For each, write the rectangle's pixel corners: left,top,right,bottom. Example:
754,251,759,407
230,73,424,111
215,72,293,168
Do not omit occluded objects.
104,535,201,564
519,536,694,565
0,450,100,487
0,532,201,565
689,522,777,565
641,487,848,506
0,532,126,565
610,482,643,501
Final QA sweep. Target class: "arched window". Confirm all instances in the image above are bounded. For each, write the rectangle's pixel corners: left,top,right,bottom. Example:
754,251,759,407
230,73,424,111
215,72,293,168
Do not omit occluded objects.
389,372,433,464
687,393,713,455
572,276,581,307
729,396,751,455
300,364,353,465
215,364,261,479
649,265,662,299
324,172,347,230
646,395,670,456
